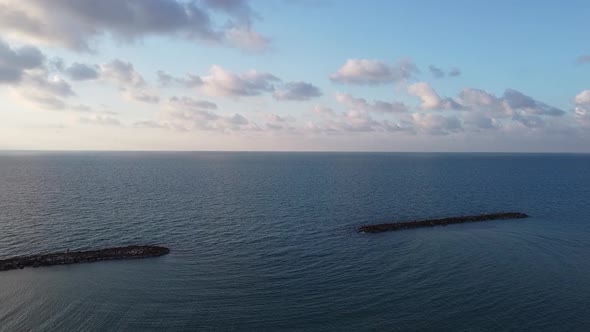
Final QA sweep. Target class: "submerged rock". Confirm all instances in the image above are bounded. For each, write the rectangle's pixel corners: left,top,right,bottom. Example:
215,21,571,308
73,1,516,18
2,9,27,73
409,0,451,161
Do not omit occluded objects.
0,245,170,272
358,212,529,234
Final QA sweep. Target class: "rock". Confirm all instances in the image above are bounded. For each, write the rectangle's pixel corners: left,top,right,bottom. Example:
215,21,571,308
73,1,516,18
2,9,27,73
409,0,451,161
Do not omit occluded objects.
358,212,529,234
0,245,170,272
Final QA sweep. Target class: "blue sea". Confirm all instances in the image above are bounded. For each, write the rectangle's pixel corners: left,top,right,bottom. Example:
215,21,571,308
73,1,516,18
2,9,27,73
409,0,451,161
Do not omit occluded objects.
0,152,589,331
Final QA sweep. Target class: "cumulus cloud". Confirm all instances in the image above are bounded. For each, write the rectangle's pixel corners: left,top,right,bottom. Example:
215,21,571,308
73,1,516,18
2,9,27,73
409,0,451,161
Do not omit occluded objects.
463,112,499,130
574,90,590,127
64,62,99,81
306,103,414,134
159,67,319,100
312,105,336,116
99,59,146,88
169,96,217,110
330,58,417,85
407,82,461,110
412,113,462,135
455,87,565,129
262,113,296,131
429,65,445,79
98,59,160,104
0,39,44,83
157,70,202,87
225,26,268,51
122,89,160,104
335,93,408,113
429,65,461,79
0,0,268,52
14,69,76,110
502,89,565,116
138,95,259,132
273,81,322,101
79,115,122,126
449,67,461,77
199,65,279,97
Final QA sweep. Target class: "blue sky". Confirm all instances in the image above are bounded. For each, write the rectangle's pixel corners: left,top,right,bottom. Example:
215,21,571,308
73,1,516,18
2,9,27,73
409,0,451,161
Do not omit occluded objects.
0,0,589,151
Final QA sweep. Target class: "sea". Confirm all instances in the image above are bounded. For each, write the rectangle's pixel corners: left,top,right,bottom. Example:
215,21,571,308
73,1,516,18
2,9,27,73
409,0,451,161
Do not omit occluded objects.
0,152,589,331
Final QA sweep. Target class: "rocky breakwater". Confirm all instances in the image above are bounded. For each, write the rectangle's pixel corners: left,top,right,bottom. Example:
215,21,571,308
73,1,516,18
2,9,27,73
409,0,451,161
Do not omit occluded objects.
0,245,170,272
358,212,529,234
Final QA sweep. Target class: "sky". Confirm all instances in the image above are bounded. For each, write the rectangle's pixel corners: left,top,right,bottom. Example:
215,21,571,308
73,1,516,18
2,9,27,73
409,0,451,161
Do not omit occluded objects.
0,0,589,152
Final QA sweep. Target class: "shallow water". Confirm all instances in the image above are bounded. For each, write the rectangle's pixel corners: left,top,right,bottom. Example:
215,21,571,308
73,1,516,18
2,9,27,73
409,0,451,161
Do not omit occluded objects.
0,152,589,331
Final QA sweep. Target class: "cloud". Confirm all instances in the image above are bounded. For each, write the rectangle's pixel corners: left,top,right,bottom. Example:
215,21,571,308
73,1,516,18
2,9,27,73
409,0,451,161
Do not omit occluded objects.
79,115,122,126
312,105,335,116
199,65,279,97
449,67,461,77
576,55,590,64
455,87,565,129
99,59,160,104
463,112,499,130
429,65,461,79
139,95,259,132
157,70,202,87
262,113,296,131
273,81,322,101
335,93,408,113
412,113,462,135
330,58,417,85
502,89,565,116
13,69,76,110
0,0,268,52
0,39,44,83
64,62,99,81
574,90,590,127
225,26,269,51
168,96,218,110
99,59,146,88
456,87,512,117
122,89,160,104
407,82,460,110
306,103,414,134
429,65,445,78
428,65,461,78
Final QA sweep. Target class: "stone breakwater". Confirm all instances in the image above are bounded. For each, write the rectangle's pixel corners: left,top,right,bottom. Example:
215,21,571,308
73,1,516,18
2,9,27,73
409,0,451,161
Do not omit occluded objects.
358,212,529,233
0,245,170,272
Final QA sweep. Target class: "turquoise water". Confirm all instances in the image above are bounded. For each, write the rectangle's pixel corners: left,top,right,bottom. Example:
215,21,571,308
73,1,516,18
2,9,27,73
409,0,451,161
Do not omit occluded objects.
0,152,589,331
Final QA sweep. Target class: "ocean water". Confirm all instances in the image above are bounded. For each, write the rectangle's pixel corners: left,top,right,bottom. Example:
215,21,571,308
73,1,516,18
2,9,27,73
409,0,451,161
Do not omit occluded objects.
0,152,589,331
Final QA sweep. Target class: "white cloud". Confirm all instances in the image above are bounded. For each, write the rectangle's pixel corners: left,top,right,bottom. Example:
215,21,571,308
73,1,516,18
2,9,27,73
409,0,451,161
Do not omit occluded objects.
502,89,565,116
0,39,44,83
412,113,462,135
157,70,202,87
141,95,260,132
99,59,146,88
273,81,322,101
79,115,122,127
335,93,408,113
169,96,217,110
429,65,445,78
199,65,279,97
64,62,99,81
225,26,269,51
574,90,590,127
0,0,268,52
99,59,160,104
330,58,417,85
408,82,441,110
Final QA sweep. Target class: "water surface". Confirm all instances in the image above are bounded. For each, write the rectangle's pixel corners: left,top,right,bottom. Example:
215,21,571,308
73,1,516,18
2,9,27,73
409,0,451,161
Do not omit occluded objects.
0,152,589,331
